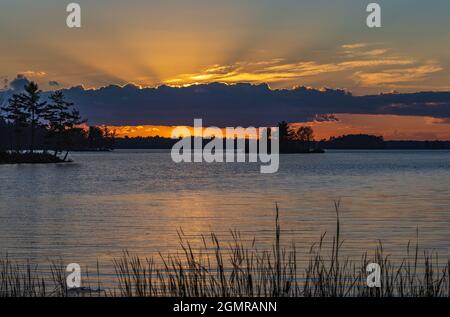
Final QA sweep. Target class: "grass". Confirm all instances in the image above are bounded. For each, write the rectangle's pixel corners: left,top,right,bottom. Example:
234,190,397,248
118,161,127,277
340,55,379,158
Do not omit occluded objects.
0,203,449,297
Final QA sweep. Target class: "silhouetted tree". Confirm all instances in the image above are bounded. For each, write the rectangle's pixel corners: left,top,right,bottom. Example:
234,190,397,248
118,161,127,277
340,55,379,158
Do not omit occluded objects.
21,82,47,153
277,121,297,144
44,91,85,160
320,134,385,149
87,126,104,149
101,126,116,149
1,93,29,153
295,126,314,150
86,126,110,150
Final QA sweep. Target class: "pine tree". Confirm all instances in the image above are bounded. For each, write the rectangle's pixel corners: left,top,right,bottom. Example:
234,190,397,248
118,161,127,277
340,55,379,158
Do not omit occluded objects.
277,121,296,142
44,91,85,160
1,93,29,153
21,82,47,153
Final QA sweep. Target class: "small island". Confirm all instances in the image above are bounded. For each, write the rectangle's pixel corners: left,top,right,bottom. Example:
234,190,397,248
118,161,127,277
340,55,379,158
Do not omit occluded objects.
0,81,114,165
277,121,324,153
0,152,66,164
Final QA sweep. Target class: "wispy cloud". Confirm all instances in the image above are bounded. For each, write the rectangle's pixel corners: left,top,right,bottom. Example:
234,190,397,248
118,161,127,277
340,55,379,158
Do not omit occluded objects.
166,54,414,86
341,43,369,49
19,70,47,77
428,117,450,125
165,43,443,92
354,62,443,86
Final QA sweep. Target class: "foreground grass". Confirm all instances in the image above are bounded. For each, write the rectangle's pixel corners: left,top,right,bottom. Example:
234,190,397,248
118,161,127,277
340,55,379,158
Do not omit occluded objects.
1,204,449,297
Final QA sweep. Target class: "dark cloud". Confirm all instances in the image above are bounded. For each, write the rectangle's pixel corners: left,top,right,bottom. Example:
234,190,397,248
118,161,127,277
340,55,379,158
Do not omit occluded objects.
48,81,60,87
2,82,450,126
1,78,8,90
55,83,450,126
311,114,340,122
9,74,30,91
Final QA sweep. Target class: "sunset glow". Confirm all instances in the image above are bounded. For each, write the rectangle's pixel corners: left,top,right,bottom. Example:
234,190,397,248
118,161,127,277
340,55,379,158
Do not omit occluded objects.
291,114,450,141
107,114,450,141
1,1,449,94
1,1,449,140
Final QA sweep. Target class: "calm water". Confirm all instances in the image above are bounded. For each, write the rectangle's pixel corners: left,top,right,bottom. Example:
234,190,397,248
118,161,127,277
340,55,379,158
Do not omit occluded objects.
1,150,450,285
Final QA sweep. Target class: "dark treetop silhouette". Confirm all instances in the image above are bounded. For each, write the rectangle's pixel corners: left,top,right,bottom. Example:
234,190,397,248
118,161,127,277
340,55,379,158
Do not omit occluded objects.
0,82,106,164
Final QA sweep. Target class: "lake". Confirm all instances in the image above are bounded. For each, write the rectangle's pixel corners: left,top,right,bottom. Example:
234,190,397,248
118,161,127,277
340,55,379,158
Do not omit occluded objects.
1,149,449,288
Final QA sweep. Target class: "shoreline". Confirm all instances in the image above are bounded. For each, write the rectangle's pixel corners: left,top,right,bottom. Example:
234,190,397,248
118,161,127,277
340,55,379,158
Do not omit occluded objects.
0,152,68,165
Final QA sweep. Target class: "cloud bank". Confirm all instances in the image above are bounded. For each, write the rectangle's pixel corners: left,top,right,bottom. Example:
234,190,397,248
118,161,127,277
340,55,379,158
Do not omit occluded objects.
46,83,450,126
1,75,449,127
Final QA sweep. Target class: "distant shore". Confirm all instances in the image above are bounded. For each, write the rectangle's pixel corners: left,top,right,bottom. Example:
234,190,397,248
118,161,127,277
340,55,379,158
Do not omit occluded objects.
111,136,450,150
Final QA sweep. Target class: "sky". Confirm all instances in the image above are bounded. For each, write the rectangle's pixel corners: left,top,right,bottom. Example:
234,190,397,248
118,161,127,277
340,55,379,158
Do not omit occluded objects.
1,0,449,93
1,1,450,139
108,114,450,141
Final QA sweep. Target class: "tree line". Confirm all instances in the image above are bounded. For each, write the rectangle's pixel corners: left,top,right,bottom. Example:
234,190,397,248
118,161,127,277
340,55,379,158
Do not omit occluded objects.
277,121,320,153
0,82,115,161
114,122,321,153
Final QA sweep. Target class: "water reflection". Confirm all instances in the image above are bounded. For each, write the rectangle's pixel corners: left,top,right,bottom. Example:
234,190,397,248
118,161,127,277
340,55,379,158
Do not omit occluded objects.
0,150,449,287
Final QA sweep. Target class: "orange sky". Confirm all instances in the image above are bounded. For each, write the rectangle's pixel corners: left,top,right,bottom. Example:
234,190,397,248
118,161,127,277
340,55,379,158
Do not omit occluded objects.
106,114,450,141
2,2,450,94
107,125,259,139
291,114,450,141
